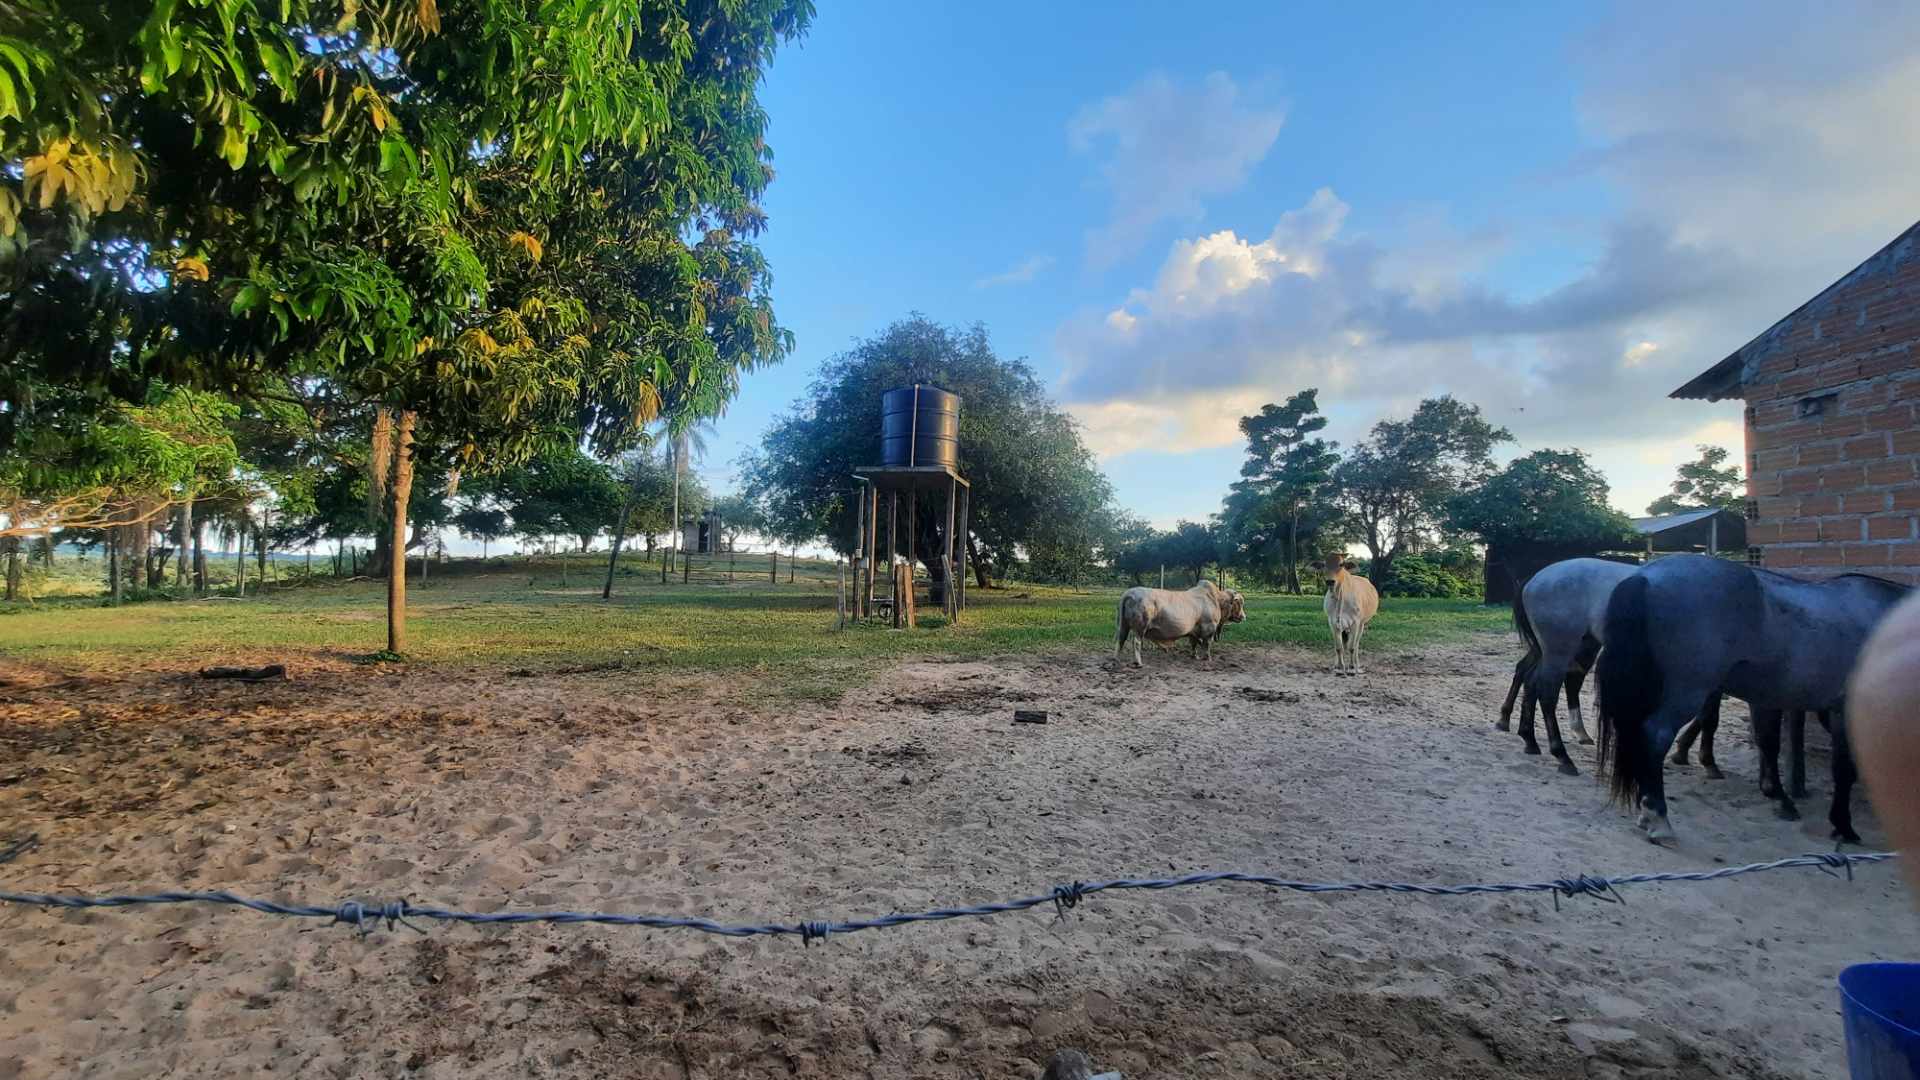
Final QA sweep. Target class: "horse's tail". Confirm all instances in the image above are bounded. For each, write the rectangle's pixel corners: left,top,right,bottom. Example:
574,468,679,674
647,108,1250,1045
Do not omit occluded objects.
1511,582,1543,667
1598,573,1660,805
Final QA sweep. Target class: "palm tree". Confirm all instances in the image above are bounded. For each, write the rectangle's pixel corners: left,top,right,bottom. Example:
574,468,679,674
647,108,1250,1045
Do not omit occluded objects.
661,417,713,578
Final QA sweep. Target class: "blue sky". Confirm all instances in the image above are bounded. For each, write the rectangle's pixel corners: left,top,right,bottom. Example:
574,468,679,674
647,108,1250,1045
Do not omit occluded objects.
689,1,1920,529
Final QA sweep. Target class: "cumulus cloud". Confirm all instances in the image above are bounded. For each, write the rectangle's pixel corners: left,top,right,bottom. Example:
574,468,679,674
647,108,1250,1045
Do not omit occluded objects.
1057,4,1920,514
1070,71,1287,266
972,254,1055,290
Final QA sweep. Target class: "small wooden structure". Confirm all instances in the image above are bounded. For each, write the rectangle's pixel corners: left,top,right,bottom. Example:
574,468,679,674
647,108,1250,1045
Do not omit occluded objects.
849,464,970,627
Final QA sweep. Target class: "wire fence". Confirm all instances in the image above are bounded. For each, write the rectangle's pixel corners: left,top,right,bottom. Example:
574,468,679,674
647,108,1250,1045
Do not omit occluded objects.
0,835,1894,946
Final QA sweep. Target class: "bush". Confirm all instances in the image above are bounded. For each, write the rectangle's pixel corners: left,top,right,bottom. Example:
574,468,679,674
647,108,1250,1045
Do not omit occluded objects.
1375,554,1478,599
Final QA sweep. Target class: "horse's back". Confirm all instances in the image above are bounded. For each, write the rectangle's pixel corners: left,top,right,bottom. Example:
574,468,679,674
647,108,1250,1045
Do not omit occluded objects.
1524,558,1637,645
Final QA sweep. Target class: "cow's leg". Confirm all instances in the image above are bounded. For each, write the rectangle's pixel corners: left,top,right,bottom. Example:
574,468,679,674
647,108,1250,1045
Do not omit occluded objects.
1351,624,1367,675
1829,708,1861,844
1131,629,1145,669
1329,623,1343,673
1115,619,1131,664
1496,657,1528,732
1752,707,1797,819
1789,710,1809,799
1695,694,1724,780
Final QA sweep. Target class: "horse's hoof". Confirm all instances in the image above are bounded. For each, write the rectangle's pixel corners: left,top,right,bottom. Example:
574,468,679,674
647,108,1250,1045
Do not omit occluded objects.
1775,804,1801,822
1833,827,1863,845
1522,744,1541,756
1704,766,1724,780
1577,735,1594,746
1671,753,1690,766
1791,785,1809,800
1493,720,1510,733
1644,818,1675,844
1556,760,1580,777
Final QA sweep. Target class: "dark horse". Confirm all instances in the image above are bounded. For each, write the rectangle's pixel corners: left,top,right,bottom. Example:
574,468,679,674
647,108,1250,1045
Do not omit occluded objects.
1598,555,1908,843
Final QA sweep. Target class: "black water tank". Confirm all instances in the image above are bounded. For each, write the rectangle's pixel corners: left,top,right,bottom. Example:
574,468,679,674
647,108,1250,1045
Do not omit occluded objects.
880,385,961,469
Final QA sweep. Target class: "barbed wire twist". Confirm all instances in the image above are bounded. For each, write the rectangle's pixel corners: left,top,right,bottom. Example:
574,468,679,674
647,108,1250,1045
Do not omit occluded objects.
0,845,1893,943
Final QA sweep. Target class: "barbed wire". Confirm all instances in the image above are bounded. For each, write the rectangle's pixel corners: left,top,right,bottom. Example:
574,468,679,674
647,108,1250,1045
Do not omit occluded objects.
0,843,1893,944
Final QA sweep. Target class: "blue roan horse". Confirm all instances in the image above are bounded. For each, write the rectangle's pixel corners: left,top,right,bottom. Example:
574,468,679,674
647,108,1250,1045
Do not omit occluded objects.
1598,554,1910,843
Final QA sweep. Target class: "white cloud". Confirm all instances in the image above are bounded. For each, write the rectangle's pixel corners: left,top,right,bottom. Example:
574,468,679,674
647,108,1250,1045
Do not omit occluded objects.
1070,71,1287,266
972,254,1055,290
1056,4,1920,516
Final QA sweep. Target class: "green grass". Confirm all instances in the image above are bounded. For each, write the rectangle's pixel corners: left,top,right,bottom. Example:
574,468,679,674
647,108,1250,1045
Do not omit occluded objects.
0,552,1510,698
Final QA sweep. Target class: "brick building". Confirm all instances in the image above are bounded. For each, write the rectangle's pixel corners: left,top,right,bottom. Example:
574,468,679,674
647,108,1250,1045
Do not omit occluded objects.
1672,220,1920,582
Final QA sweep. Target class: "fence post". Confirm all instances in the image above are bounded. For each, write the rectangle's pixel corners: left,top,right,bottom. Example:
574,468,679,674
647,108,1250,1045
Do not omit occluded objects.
771,552,777,584
1159,565,1165,589
837,559,846,629
683,553,690,584
729,551,735,583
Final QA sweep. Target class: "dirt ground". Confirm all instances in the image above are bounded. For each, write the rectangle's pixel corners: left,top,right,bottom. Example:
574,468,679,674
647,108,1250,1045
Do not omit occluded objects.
1,636,1914,1079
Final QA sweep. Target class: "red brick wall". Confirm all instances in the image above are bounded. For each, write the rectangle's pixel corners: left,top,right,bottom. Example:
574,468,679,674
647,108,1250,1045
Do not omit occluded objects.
1743,231,1920,582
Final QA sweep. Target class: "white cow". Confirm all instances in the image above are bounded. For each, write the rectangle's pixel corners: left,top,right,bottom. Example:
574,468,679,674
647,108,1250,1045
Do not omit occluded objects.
1321,554,1379,675
1114,580,1245,668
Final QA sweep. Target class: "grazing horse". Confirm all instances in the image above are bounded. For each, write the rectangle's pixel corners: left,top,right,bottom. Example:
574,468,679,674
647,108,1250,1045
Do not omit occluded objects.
1321,554,1379,675
1114,580,1244,668
1598,555,1908,843
1498,557,1729,777
1498,558,1633,773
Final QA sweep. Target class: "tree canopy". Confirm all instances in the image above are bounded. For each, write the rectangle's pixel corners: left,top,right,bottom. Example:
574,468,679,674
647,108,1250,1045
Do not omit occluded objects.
1648,444,1745,515
1223,389,1340,592
3,0,812,646
1335,396,1510,583
1448,448,1636,549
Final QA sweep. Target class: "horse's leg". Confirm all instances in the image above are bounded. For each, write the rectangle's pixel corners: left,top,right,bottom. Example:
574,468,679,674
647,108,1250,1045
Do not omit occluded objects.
1496,659,1527,732
1518,683,1542,755
1538,680,1579,776
1752,707,1798,820
1829,708,1861,844
1696,694,1724,780
1636,700,1700,843
1671,716,1699,765
1781,707,1797,799
1566,642,1599,745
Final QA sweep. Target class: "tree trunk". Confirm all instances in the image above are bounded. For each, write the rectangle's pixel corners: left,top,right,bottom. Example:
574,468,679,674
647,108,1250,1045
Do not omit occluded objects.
192,518,206,593
4,537,19,601
967,533,992,589
1286,510,1301,594
175,499,192,588
108,531,121,604
603,494,635,599
235,526,246,597
387,409,416,654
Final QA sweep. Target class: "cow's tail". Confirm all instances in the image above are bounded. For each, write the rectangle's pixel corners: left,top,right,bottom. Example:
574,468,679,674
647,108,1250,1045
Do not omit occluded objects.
1117,591,1142,642
1597,574,1660,806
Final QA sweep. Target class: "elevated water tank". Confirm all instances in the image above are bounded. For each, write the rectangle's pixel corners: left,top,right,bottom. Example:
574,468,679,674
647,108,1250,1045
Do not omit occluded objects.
880,385,961,469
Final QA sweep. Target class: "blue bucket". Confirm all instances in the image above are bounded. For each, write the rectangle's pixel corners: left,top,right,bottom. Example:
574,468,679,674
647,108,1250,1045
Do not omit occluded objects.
1841,963,1920,1079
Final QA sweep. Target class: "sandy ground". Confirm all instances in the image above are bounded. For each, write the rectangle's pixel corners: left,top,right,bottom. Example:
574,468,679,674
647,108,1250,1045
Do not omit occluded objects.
0,635,1915,1080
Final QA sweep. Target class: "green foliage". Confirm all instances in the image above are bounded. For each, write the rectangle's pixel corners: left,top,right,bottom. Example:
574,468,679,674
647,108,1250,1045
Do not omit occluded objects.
480,444,626,550
1223,389,1341,592
1368,552,1479,599
1336,396,1510,583
744,316,1115,583
1448,448,1636,549
1647,444,1744,515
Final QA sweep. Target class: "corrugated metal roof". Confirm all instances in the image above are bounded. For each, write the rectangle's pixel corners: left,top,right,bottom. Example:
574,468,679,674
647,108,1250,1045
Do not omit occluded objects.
1631,507,1731,534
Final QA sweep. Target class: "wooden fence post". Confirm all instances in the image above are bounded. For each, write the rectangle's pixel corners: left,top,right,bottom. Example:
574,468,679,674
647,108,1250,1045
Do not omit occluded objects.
771,551,778,584
837,559,846,630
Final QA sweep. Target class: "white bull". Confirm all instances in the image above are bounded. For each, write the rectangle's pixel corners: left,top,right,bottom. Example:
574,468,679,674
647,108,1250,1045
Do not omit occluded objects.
1114,580,1245,668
